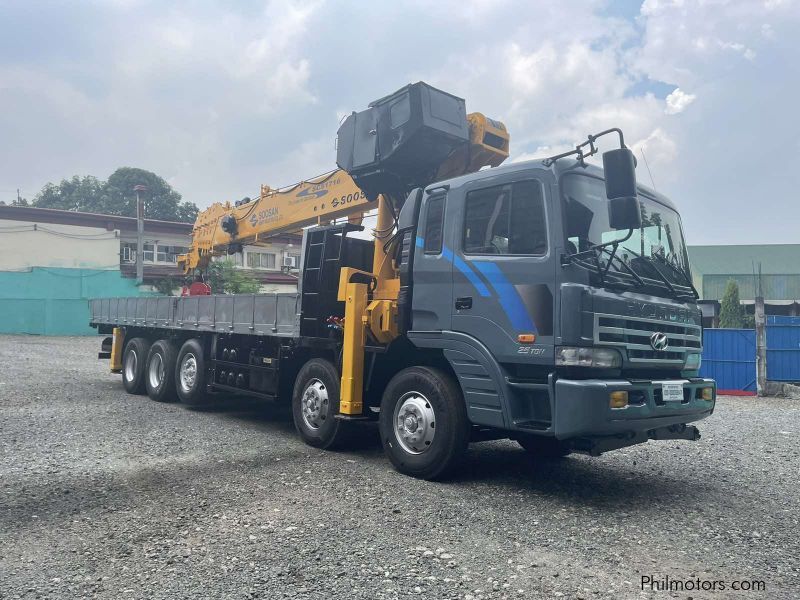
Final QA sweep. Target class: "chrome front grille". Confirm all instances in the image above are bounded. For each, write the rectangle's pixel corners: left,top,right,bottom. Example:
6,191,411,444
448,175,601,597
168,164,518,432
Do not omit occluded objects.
594,313,702,364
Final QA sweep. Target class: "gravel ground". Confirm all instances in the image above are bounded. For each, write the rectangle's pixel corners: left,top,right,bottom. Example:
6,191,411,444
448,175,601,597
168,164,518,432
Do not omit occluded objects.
0,335,798,600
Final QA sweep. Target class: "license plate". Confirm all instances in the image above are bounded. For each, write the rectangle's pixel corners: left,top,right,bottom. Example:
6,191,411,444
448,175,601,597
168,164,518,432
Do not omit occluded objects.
661,382,684,402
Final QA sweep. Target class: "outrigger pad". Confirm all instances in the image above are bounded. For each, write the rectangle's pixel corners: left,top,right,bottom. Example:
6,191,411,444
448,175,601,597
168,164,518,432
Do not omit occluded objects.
336,81,469,200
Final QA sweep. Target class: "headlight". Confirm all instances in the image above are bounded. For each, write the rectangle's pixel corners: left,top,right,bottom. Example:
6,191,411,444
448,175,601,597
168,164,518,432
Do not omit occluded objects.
685,353,702,370
555,346,621,368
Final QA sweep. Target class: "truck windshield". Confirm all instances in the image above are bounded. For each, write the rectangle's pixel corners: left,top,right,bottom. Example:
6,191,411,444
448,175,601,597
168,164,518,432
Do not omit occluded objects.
562,173,694,298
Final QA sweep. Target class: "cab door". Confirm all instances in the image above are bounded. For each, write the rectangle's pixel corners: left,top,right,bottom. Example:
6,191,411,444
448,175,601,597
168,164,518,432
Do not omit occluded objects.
409,191,452,331
450,173,555,366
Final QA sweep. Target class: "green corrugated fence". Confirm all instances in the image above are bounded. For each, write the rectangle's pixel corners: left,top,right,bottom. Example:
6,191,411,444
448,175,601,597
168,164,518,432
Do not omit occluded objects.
0,267,153,335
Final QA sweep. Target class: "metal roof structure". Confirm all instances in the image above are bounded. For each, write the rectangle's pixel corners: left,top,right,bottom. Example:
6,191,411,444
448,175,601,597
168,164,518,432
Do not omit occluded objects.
688,244,800,276
688,244,800,301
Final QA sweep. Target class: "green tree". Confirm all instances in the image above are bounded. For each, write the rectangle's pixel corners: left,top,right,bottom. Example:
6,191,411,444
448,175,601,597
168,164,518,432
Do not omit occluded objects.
32,168,199,223
152,276,180,296
176,201,199,223
33,175,107,212
207,259,261,294
719,279,746,328
104,167,186,221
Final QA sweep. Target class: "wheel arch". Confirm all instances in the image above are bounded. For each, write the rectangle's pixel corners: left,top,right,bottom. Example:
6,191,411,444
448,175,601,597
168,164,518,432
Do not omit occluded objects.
406,331,509,428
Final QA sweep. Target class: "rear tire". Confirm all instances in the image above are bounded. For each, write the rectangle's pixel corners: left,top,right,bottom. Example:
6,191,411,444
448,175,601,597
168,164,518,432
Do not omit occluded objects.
122,337,150,395
145,339,178,402
175,338,210,407
379,367,469,480
292,358,354,449
516,435,571,458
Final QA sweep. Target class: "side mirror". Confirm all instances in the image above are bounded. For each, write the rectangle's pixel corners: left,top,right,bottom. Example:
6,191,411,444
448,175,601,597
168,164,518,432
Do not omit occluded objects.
603,147,641,230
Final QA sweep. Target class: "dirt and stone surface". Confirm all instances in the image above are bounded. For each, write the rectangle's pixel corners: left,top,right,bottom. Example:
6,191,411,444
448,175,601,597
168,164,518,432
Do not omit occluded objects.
1,335,798,599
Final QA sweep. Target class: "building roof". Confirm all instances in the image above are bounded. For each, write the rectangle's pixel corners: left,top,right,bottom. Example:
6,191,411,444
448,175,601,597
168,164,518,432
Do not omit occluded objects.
0,204,304,245
688,244,800,276
0,204,192,235
253,271,299,284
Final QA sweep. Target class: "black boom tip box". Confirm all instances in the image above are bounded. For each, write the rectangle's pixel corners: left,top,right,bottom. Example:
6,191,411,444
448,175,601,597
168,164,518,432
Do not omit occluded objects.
336,82,469,200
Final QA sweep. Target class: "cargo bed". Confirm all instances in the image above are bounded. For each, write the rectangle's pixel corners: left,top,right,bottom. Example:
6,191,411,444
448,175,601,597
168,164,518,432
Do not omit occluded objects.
89,294,300,337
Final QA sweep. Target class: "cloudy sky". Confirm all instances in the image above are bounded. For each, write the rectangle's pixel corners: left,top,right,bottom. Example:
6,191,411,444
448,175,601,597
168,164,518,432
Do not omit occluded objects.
1,0,798,244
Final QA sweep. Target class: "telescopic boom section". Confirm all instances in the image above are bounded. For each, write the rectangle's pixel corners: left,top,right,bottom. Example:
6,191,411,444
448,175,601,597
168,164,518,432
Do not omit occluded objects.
178,170,371,273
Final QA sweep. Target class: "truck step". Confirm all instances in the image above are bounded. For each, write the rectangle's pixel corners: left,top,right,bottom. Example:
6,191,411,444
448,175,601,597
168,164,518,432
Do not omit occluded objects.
334,414,371,421
513,419,551,431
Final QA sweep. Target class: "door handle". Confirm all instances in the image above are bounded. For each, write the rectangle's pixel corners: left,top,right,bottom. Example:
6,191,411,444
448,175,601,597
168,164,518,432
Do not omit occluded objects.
455,297,473,310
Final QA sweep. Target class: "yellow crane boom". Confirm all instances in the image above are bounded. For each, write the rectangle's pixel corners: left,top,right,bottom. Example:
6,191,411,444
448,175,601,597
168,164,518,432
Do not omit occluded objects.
178,169,370,272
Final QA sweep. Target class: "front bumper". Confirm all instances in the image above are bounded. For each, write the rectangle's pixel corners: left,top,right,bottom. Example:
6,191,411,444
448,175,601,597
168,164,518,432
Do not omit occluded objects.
552,377,716,439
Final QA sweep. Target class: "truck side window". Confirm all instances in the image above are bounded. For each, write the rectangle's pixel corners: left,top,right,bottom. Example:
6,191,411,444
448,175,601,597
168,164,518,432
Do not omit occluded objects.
423,195,445,254
463,180,547,255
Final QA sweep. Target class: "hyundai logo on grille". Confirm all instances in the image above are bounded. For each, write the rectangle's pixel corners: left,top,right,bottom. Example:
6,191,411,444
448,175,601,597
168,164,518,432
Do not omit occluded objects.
650,332,669,351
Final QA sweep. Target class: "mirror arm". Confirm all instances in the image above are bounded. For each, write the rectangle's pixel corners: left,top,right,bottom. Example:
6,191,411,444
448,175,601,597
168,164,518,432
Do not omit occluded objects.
543,128,627,166
589,128,625,150
599,229,644,287
600,232,627,278
565,227,633,264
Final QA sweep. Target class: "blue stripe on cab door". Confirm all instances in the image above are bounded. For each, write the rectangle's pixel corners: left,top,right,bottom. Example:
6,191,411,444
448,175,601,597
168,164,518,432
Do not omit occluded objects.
414,238,491,298
472,261,537,332
445,248,491,297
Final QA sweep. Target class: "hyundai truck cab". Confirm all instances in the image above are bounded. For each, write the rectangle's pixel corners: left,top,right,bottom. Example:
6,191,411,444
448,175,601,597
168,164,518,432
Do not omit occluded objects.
403,152,715,456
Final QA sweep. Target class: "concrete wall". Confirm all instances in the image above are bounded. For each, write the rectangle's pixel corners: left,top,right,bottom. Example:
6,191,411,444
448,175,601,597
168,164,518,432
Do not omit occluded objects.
0,219,120,270
259,283,299,294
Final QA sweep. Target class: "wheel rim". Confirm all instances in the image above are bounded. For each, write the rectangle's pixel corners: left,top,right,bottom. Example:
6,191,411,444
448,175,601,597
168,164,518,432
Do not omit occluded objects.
301,378,329,430
148,352,164,390
179,353,198,393
124,348,137,382
393,391,436,455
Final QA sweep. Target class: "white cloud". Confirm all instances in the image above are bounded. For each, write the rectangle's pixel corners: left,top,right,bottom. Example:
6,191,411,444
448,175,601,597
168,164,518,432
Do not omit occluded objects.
262,135,336,190
632,128,677,171
636,0,792,87
664,88,696,114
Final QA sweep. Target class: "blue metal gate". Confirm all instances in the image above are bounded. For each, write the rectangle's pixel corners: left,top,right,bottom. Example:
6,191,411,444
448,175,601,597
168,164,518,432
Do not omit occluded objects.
700,329,756,392
766,316,800,382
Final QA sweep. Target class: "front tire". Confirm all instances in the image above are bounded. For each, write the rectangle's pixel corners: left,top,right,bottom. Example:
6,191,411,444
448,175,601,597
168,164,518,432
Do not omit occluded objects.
175,338,210,407
145,339,178,402
122,337,151,395
291,358,353,449
379,367,469,480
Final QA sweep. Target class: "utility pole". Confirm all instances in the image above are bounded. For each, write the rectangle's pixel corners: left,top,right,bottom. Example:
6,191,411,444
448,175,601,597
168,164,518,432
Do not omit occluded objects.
754,263,767,396
133,185,148,284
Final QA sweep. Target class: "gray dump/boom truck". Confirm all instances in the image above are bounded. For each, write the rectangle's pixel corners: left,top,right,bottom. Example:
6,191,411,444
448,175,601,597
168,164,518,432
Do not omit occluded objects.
91,82,715,480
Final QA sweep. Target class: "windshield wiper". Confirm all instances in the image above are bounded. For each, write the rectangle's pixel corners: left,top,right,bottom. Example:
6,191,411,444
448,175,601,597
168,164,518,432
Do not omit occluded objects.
649,252,700,299
562,230,644,289
618,246,697,301
596,244,645,286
